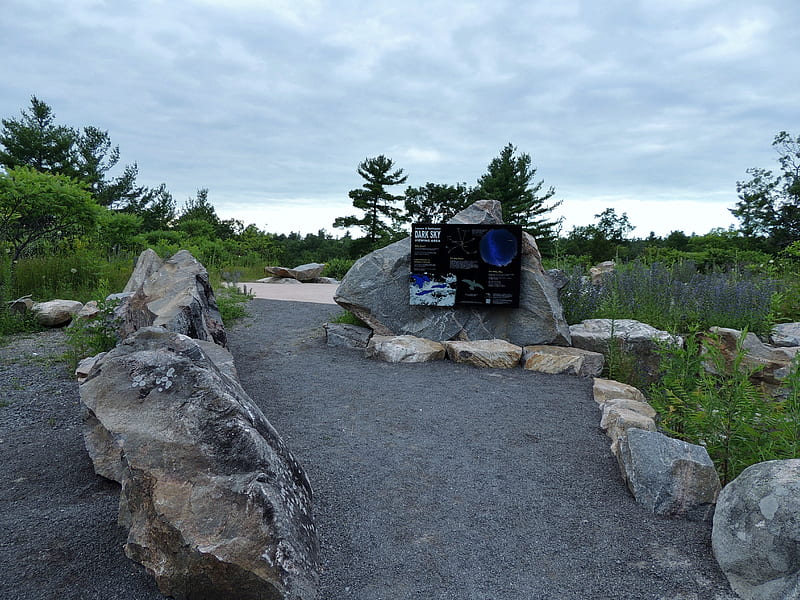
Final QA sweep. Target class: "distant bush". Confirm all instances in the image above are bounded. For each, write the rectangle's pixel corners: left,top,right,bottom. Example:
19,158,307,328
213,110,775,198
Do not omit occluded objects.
323,258,355,280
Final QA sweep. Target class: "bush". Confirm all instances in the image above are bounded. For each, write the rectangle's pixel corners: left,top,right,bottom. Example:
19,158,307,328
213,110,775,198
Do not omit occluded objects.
648,330,800,485
323,258,355,280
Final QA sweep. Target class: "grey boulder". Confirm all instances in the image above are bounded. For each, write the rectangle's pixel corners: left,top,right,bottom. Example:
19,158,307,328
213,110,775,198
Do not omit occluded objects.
617,428,720,521
32,299,84,327
80,327,318,600
712,459,800,600
264,263,325,282
117,249,226,346
334,200,570,347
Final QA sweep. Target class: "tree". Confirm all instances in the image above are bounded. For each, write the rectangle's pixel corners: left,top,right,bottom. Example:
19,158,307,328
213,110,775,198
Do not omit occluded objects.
563,208,634,262
731,131,800,249
474,143,562,242
0,166,99,262
403,182,472,223
0,96,74,174
333,155,408,248
120,182,176,231
0,96,147,209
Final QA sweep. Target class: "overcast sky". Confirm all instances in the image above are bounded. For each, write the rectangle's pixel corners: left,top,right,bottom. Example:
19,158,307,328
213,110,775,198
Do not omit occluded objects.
2,0,798,237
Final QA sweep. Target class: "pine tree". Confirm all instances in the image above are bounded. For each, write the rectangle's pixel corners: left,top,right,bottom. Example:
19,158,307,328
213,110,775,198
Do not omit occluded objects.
334,155,408,248
475,143,562,242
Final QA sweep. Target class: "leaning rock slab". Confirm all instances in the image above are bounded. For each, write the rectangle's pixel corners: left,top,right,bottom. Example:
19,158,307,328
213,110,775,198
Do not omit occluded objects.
617,428,720,521
79,327,318,600
443,339,522,368
32,299,84,327
712,459,800,600
334,200,571,347
366,335,445,363
122,248,164,294
708,327,799,388
521,345,604,376
117,249,226,346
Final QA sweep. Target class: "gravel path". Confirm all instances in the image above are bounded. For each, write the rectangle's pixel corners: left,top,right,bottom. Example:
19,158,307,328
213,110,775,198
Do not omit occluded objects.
0,300,737,599
228,299,737,600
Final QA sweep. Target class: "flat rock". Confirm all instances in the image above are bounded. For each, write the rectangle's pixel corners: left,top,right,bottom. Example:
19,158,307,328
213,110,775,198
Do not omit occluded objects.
79,327,318,600
264,263,325,282
712,459,800,599
601,398,657,419
324,323,372,349
443,339,522,368
592,378,646,405
600,406,656,455
521,345,604,376
258,276,304,284
618,428,720,521
365,335,445,363
32,299,84,327
334,200,571,347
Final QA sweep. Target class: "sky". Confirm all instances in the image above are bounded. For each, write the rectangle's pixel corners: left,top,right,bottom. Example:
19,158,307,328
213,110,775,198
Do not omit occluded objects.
2,0,798,238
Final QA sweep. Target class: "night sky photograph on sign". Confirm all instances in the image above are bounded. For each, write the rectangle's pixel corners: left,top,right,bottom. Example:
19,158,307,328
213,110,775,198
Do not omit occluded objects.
410,224,522,307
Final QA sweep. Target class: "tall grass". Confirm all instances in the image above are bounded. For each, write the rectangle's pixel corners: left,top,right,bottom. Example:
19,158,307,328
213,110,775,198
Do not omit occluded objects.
560,260,782,335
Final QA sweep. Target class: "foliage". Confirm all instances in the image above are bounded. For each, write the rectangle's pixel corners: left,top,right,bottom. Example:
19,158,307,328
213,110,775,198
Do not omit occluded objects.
564,208,636,263
0,166,100,262
474,143,562,245
0,95,74,173
330,310,368,327
334,155,408,248
63,298,121,368
403,182,472,223
732,131,800,250
648,330,799,484
559,261,781,335
215,285,254,325
323,258,355,280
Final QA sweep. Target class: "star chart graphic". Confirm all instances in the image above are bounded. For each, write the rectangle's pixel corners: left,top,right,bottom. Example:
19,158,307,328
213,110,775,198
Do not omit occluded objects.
409,224,522,307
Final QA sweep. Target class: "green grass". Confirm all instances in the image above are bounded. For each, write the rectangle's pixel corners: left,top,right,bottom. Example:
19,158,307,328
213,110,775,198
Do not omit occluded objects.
329,310,368,327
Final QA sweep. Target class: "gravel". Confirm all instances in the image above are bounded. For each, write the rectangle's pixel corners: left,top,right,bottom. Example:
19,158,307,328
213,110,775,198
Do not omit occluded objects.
0,300,737,599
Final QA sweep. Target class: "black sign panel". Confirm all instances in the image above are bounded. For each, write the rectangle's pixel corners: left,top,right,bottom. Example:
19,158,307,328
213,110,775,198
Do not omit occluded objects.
410,223,522,307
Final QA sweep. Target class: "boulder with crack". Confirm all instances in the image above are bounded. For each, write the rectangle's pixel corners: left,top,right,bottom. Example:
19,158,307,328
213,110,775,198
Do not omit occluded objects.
116,249,226,346
334,200,570,347
80,327,318,600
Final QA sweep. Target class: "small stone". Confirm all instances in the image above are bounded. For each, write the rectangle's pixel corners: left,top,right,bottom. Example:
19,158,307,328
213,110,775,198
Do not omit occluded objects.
521,345,604,376
325,323,372,349
443,339,523,369
592,378,646,405
365,335,445,363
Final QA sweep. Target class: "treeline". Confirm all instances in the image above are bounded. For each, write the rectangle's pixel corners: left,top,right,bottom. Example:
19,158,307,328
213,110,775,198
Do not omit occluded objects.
1,95,799,293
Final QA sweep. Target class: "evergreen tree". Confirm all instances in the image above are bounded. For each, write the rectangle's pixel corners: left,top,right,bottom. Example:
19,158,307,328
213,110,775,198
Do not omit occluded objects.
403,182,472,223
334,155,408,248
475,143,562,242
0,96,74,173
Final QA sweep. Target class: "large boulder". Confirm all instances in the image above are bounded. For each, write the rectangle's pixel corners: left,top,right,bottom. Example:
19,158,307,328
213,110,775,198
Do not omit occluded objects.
32,299,84,327
80,327,318,600
117,249,227,346
570,319,682,383
334,200,570,347
770,322,800,348
617,428,720,521
712,459,800,600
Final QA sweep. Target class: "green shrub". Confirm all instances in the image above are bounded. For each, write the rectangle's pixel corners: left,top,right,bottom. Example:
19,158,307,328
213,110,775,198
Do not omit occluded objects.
63,299,121,369
215,285,254,325
323,258,355,280
330,310,367,327
648,330,799,485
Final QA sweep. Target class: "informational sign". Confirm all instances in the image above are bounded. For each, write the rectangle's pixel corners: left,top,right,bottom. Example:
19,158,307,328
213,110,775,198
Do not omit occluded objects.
410,223,522,307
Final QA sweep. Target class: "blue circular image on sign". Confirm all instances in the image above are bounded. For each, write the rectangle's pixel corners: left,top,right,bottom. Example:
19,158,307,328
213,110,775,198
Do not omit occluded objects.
479,228,518,267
